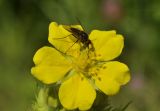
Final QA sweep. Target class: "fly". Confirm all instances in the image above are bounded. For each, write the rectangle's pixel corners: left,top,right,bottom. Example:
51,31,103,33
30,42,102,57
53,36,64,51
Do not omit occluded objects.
64,27,95,51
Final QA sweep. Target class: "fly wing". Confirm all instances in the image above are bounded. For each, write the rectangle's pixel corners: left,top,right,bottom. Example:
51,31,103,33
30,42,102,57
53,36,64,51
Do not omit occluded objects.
62,25,80,42
62,25,73,32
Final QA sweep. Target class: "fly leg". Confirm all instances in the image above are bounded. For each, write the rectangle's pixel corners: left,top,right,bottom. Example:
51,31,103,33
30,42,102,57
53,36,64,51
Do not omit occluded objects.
64,39,79,54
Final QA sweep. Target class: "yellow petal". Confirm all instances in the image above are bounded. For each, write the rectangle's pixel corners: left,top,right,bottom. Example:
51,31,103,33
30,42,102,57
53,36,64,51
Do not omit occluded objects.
95,61,130,95
31,46,71,84
59,73,96,110
48,22,81,55
89,30,124,61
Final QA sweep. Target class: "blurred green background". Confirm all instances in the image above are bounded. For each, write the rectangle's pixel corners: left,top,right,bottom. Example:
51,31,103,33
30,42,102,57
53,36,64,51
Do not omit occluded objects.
0,0,160,111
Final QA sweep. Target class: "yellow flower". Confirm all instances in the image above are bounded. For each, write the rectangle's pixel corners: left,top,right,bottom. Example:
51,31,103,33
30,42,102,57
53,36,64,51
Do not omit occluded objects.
31,22,130,110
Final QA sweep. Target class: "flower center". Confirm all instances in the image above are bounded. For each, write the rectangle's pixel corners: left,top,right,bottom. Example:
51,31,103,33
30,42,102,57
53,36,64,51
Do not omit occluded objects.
70,49,105,81
71,50,89,74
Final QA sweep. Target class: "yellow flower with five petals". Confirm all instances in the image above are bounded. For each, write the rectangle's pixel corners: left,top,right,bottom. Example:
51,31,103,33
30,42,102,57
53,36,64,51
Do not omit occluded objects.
31,22,130,110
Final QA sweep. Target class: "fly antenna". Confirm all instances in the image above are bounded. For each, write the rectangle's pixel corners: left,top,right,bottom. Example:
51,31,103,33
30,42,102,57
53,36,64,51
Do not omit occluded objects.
75,17,86,32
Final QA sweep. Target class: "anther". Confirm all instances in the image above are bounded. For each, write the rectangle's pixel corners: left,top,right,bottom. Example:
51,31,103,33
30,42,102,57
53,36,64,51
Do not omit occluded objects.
98,77,101,81
81,77,84,81
96,68,100,71
90,73,94,76
96,53,101,57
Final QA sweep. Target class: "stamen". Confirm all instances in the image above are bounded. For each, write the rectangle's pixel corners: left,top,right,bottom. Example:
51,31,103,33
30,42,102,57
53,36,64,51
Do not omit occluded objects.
96,53,101,57
98,77,101,81
81,77,84,81
103,66,107,69
96,68,100,71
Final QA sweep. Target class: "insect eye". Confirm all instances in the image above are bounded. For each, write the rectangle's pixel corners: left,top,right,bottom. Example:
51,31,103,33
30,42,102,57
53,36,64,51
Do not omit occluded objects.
82,33,86,36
